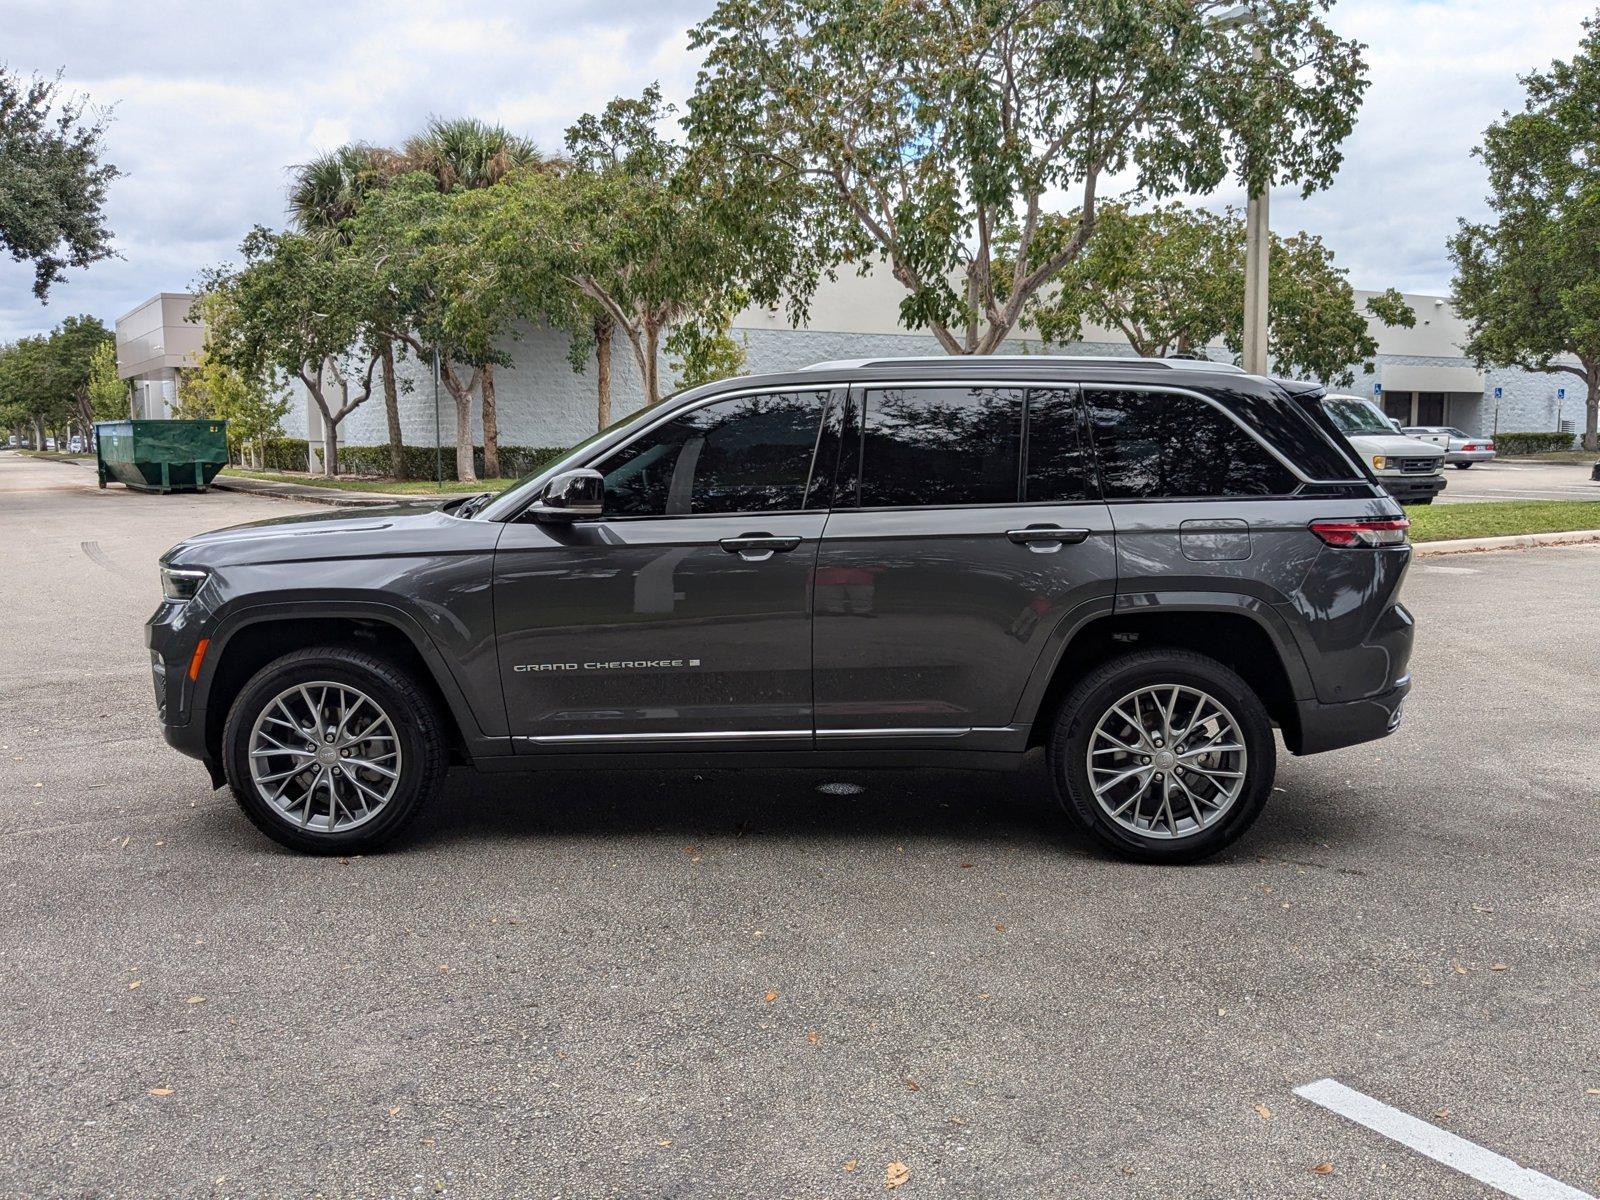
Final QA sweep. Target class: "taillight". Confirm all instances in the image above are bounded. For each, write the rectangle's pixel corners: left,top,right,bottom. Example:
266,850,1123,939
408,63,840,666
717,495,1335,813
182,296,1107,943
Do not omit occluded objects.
1310,518,1410,548
1485,442,1495,451
1462,443,1477,451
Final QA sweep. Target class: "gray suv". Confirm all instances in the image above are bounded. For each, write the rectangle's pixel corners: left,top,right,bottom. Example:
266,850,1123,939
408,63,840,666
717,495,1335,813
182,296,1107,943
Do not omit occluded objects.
149,357,1414,862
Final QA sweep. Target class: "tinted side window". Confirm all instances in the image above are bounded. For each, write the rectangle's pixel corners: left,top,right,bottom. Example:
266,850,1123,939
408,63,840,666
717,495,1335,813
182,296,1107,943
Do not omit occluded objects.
1087,388,1297,499
856,387,1023,507
599,391,828,516
1024,388,1094,502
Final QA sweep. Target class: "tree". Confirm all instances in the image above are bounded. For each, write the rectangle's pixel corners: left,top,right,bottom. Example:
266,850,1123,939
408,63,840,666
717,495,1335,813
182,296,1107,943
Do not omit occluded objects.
86,339,126,423
1,67,121,300
289,143,412,477
350,175,518,483
403,117,555,477
1019,202,1415,383
544,86,760,406
686,0,1368,355
1450,14,1600,451
203,227,383,475
43,314,115,441
0,336,63,445
175,293,291,463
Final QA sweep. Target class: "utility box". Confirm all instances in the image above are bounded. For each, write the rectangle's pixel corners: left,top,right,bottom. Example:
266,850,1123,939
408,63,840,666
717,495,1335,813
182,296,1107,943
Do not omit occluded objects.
94,419,229,494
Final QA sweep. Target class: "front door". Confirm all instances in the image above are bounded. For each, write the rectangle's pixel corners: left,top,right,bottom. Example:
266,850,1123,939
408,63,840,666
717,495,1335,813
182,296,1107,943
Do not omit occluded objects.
812,384,1118,748
494,388,834,751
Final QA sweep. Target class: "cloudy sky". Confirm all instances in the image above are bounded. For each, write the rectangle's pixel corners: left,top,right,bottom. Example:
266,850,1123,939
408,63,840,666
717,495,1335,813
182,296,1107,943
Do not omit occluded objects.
2,0,1593,342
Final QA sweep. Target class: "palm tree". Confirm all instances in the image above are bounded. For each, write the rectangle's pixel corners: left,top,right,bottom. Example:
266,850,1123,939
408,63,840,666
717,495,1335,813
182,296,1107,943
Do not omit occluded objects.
402,118,557,479
288,144,409,479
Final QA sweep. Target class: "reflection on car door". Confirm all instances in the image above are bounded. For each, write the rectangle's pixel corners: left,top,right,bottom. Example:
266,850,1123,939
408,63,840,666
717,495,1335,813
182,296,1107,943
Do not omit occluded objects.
494,389,834,751
811,384,1118,749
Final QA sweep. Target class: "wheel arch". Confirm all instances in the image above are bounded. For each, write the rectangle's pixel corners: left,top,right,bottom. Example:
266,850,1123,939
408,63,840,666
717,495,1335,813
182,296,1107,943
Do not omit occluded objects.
1021,600,1313,754
197,603,498,772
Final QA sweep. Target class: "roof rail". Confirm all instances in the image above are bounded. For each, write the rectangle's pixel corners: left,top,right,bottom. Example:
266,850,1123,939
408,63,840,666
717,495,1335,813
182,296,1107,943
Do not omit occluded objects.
800,354,1244,374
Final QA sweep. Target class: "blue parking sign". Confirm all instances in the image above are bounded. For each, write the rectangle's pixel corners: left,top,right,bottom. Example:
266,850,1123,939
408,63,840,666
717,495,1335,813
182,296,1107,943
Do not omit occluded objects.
1494,386,1503,399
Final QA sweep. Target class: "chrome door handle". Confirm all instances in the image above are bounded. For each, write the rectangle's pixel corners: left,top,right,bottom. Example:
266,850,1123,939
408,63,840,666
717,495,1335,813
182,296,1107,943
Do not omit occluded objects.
719,534,802,558
1006,526,1090,546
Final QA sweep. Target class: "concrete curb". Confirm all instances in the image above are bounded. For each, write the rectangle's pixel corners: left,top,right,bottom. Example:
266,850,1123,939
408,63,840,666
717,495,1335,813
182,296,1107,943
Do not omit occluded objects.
211,475,442,508
1413,528,1600,556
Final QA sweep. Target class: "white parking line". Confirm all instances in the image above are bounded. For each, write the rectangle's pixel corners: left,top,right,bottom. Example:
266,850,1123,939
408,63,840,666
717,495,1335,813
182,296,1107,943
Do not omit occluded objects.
1294,1079,1595,1200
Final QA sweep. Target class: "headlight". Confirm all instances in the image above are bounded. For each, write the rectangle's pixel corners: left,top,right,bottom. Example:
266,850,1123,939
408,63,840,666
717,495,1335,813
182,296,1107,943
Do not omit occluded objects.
1371,455,1387,470
161,566,209,601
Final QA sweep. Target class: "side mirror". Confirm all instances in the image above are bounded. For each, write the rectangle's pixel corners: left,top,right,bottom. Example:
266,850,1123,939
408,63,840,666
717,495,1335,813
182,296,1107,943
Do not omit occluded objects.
529,468,604,521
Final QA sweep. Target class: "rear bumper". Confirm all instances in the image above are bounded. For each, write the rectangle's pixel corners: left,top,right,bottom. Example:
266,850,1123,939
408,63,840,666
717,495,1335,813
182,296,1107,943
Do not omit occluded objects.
1378,474,1446,502
1446,450,1496,464
1291,678,1410,755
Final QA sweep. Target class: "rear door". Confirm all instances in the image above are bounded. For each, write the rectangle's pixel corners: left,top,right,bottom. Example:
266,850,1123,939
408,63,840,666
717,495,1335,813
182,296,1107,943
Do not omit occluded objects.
811,382,1117,748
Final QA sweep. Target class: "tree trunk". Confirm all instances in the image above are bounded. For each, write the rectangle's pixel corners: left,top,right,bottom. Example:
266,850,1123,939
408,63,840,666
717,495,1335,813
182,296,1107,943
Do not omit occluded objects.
643,322,660,405
322,419,339,477
480,363,500,479
440,365,476,483
595,319,613,430
380,340,405,480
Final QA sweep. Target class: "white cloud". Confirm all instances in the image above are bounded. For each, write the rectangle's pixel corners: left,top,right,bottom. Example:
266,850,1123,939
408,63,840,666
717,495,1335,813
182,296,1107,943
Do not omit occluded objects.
1,0,1592,340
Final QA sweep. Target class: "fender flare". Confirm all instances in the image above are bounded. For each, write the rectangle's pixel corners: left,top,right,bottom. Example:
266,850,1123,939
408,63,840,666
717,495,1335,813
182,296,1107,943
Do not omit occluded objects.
1012,591,1316,730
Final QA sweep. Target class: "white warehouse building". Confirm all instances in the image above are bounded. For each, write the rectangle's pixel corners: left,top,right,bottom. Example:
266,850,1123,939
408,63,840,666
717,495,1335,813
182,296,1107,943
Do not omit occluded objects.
121,272,1584,458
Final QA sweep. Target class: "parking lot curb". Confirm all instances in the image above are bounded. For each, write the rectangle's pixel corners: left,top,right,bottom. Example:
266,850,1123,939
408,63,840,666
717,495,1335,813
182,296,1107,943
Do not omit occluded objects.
1414,528,1600,556
210,475,442,508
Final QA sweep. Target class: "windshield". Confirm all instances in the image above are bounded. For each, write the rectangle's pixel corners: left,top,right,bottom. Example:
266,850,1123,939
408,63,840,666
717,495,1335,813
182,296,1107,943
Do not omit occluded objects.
1323,397,1394,436
1446,427,1470,438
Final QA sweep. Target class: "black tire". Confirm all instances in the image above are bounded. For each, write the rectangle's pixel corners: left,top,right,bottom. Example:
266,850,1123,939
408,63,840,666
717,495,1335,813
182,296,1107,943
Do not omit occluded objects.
1454,462,1473,470
222,646,447,854
1046,649,1276,864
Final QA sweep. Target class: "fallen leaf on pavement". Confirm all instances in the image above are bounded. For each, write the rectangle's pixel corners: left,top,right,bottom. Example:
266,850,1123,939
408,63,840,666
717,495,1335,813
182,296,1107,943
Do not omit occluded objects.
1452,962,1468,975
905,1078,920,1092
806,1030,819,1045
885,1161,910,1190
1491,963,1508,971
994,923,1006,932
657,1139,672,1147
388,1106,401,1116
148,1087,173,1097
1253,1103,1272,1120
185,996,204,1004
842,1160,857,1172
764,990,778,1003
1312,1162,1335,1175
1434,1108,1450,1120
128,981,141,990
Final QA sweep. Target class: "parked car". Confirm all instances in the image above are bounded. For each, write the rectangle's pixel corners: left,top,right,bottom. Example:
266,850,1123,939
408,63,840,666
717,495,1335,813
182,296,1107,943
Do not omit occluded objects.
68,435,84,453
44,437,56,450
1322,395,1446,503
1402,426,1497,468
150,356,1415,864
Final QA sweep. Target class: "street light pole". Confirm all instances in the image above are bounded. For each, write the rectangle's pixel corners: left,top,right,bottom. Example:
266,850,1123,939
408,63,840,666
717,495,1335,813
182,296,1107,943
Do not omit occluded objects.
1243,176,1269,375
1213,5,1269,375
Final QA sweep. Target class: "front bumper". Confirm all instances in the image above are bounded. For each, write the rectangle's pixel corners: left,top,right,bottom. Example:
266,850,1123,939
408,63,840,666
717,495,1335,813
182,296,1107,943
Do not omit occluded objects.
1292,677,1410,755
1377,473,1446,502
146,593,216,767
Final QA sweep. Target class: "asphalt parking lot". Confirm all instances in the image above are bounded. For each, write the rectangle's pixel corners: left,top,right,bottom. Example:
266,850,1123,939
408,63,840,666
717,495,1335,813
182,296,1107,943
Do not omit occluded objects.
1436,458,1599,503
2,450,1597,1199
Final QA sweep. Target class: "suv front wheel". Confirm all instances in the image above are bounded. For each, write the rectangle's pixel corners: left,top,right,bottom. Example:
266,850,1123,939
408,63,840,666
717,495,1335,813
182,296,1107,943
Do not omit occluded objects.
222,646,448,854
1048,649,1275,863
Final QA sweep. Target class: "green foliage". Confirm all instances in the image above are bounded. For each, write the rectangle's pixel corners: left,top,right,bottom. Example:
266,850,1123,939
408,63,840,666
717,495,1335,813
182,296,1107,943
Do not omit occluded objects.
1018,202,1413,384
403,117,549,192
1492,431,1577,456
1450,13,1600,449
685,0,1369,353
251,438,565,480
0,314,114,437
175,295,291,458
0,67,121,300
667,320,749,391
86,340,125,420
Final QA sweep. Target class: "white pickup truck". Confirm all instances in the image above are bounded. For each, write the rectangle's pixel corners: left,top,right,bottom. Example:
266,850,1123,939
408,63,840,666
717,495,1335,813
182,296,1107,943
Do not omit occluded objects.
1323,394,1447,505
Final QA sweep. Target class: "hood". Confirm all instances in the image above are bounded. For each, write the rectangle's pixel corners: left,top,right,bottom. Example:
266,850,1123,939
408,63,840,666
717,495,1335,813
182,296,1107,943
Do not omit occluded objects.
1341,432,1445,458
161,499,497,570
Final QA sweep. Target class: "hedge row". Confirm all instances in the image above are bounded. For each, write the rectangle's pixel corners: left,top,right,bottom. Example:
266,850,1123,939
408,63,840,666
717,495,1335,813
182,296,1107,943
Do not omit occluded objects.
250,438,566,479
1492,431,1576,456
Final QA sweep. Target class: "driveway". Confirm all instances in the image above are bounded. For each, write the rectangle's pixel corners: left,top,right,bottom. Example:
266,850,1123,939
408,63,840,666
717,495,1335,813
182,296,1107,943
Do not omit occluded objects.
2,450,1597,1199
1436,458,1599,503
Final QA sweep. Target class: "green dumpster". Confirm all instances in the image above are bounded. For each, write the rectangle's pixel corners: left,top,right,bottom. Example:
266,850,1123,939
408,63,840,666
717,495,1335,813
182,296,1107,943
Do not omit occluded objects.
94,420,230,494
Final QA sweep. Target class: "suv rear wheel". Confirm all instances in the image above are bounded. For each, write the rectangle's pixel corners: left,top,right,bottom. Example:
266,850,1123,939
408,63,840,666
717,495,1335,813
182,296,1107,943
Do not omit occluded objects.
1048,649,1275,863
222,646,447,854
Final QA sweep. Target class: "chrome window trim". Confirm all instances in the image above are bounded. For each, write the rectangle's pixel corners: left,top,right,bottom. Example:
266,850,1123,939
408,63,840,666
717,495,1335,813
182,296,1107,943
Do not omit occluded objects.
517,729,812,745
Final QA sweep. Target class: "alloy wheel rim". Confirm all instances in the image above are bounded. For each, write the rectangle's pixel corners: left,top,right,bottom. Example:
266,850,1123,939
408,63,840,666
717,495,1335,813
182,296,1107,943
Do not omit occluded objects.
247,682,402,833
1086,684,1247,841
